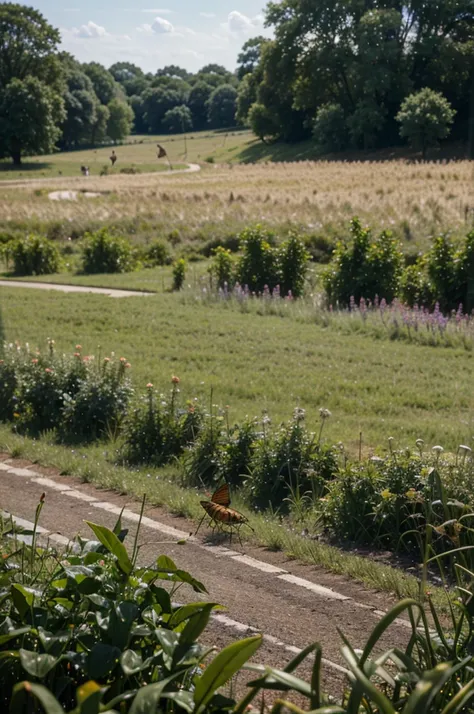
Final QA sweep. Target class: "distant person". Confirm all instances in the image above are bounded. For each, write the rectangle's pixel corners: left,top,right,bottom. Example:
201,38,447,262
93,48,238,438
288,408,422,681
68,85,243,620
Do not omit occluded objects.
80,165,89,176
110,150,117,167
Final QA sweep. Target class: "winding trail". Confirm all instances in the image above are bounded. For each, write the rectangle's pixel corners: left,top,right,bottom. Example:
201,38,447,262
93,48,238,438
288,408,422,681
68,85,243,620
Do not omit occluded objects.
0,280,153,298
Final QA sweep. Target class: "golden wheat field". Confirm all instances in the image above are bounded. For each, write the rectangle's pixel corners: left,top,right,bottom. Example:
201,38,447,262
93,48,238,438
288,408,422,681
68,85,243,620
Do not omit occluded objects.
2,159,474,248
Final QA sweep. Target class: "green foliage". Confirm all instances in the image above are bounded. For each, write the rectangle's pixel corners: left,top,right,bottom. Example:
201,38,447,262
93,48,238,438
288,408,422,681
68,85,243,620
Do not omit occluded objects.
172,258,186,291
209,246,235,289
248,102,281,142
60,356,133,442
236,225,279,292
10,235,61,276
400,260,434,307
106,97,134,142
1,342,133,441
187,81,213,129
83,61,119,105
323,217,403,305
81,228,136,274
279,233,310,298
162,104,193,134
146,239,171,266
248,409,338,511
207,84,238,128
123,383,202,466
397,88,456,158
312,103,348,153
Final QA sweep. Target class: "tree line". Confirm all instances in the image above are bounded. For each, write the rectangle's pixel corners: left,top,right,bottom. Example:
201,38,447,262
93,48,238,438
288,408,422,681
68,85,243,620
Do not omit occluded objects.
237,1,474,157
0,4,243,165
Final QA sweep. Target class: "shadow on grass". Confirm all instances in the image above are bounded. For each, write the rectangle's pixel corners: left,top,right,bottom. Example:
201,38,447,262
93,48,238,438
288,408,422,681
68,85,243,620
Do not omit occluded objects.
0,162,53,173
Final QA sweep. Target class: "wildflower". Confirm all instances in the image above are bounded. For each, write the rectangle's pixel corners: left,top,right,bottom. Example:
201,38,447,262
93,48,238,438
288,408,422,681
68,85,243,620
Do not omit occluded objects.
120,357,127,363
125,362,131,368
381,489,393,500
13,412,20,418
31,358,38,364
405,488,417,500
293,407,306,422
459,445,472,454
319,408,332,420
75,345,82,351
74,352,81,358
416,439,424,448
146,382,154,389
103,357,110,363
171,375,180,384
432,445,444,454
45,368,53,374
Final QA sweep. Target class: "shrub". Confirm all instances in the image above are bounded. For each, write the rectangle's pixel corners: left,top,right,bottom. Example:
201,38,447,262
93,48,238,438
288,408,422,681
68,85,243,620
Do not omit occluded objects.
0,355,16,422
236,225,279,292
60,356,133,442
400,260,434,307
396,87,456,159
123,382,202,466
209,246,235,289
248,410,338,511
81,228,135,274
10,234,61,275
279,233,309,298
323,217,403,306
312,103,347,153
172,257,186,290
146,239,171,266
220,418,258,487
303,233,335,263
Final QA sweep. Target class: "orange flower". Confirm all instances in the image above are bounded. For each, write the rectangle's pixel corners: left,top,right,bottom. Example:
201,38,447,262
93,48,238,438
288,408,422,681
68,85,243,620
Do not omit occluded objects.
125,362,131,368
75,344,82,351
171,375,180,384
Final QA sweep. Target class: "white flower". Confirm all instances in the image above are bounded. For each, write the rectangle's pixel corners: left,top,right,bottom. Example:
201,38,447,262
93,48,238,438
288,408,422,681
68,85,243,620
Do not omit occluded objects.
459,445,472,453
319,408,332,420
416,439,424,448
432,445,444,453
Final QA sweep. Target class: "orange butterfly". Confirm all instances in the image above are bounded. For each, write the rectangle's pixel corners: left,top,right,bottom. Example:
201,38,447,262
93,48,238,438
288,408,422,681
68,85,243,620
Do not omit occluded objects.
195,483,252,546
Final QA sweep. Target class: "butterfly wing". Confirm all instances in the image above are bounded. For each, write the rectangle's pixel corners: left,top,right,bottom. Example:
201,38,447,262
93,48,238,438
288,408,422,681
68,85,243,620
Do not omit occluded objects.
210,483,230,507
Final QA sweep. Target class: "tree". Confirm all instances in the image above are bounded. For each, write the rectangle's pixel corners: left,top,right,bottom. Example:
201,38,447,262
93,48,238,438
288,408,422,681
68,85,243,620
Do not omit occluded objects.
142,87,182,133
156,65,190,81
129,95,148,134
162,105,193,134
89,104,110,146
107,98,134,143
83,62,119,105
109,62,148,97
396,88,456,159
237,36,267,80
312,104,348,153
207,84,238,128
0,4,64,164
60,62,99,148
248,103,281,142
0,76,65,164
187,81,212,129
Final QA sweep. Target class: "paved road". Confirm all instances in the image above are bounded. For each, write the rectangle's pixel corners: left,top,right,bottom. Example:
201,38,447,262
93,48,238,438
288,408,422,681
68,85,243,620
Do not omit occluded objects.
0,280,153,298
0,454,411,699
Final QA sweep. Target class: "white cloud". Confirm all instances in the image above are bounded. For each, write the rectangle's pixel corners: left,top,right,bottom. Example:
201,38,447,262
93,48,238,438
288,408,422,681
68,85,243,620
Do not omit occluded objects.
141,8,173,14
72,21,108,38
227,11,253,33
200,12,216,19
151,16,174,33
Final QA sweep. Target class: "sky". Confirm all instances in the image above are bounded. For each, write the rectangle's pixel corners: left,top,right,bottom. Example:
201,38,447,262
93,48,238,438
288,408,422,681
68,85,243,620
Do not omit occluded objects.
28,1,272,73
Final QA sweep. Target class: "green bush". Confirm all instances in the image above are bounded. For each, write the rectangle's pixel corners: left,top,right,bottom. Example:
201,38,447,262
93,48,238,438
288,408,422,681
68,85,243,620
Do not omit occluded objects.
396,87,456,159
248,410,338,511
279,233,310,298
236,225,279,293
60,356,133,442
312,103,348,153
9,234,61,275
400,260,434,307
0,355,16,422
123,381,202,466
209,246,235,289
172,257,186,290
81,228,135,274
323,217,403,305
146,239,171,266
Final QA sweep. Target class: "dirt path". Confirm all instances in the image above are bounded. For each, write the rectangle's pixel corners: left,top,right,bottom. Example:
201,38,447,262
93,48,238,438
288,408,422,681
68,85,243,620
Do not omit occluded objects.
0,280,153,298
0,163,201,191
0,454,412,697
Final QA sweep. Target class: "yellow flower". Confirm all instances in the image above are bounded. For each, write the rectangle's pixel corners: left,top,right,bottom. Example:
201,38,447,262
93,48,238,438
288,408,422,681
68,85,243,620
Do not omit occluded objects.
405,488,417,500
381,489,393,500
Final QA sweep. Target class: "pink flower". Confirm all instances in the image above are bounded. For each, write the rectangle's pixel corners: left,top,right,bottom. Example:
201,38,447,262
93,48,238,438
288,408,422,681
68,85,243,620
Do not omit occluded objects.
32,359,38,364
125,362,131,368
146,383,153,389
103,357,110,363
75,344,82,351
74,352,81,358
45,368,53,374
120,357,127,363
171,375,180,384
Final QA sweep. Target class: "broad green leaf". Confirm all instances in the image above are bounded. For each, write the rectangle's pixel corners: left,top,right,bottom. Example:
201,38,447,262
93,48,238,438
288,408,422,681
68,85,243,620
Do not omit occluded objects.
247,667,313,695
10,681,64,714
85,521,132,576
77,680,102,714
129,676,177,714
11,584,34,618
161,690,195,713
121,649,144,676
179,604,219,645
19,649,58,679
0,626,30,645
194,635,262,712
87,643,121,680
108,601,139,650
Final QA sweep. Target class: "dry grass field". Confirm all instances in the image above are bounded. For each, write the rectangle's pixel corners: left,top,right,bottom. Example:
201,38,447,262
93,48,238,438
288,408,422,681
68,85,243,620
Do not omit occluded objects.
1,158,474,250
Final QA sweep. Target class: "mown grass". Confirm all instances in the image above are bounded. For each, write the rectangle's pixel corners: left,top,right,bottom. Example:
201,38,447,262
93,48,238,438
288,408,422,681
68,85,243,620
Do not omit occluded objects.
1,287,473,451
0,423,449,608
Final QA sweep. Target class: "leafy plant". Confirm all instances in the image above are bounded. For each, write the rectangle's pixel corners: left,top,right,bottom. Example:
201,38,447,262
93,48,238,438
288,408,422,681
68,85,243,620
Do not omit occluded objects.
81,228,135,274
236,225,279,293
396,88,456,159
172,258,186,291
9,235,61,276
209,246,235,290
